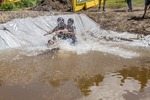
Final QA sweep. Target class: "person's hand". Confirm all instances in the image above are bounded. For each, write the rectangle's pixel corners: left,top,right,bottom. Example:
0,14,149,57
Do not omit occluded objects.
44,34,47,36
44,31,52,36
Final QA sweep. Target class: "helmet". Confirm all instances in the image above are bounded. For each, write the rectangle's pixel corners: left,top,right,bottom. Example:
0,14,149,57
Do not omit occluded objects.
57,17,64,23
68,18,74,24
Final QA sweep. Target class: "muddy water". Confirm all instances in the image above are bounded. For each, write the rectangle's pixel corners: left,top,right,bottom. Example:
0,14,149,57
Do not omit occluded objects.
0,48,150,100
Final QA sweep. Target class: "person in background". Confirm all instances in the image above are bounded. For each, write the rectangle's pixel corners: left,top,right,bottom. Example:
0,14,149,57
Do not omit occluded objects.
99,0,106,11
126,0,132,12
142,0,150,18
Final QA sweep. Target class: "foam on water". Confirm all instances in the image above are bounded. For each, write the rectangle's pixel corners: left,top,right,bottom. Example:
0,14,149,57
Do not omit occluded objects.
58,39,138,58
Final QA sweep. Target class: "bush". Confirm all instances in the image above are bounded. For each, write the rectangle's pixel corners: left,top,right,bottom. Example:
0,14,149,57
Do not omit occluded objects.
35,0,42,5
21,0,34,7
0,0,40,10
0,2,16,10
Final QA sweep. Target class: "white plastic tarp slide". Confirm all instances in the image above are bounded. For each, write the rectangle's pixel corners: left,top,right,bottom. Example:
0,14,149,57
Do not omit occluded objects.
0,14,150,58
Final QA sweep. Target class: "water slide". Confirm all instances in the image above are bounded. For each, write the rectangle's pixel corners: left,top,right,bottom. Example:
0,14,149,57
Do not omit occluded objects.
0,14,150,58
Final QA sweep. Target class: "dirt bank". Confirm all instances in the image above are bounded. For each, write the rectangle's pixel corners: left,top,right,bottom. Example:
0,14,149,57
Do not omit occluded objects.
32,0,71,11
86,7,150,35
0,11,50,23
0,7,149,35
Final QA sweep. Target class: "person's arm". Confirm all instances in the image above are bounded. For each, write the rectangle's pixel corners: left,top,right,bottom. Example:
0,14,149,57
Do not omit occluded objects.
66,31,75,35
52,29,68,37
56,29,68,33
57,29,75,35
44,26,59,36
44,30,52,36
52,29,75,39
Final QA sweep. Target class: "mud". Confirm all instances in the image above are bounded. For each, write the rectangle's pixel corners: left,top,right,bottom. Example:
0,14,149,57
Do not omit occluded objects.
86,7,150,35
32,0,72,11
0,11,50,23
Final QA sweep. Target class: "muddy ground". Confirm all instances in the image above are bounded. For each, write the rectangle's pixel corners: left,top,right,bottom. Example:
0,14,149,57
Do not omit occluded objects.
86,7,150,35
32,0,72,11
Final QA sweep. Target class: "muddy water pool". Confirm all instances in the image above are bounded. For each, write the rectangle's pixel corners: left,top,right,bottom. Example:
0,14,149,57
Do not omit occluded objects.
0,48,150,100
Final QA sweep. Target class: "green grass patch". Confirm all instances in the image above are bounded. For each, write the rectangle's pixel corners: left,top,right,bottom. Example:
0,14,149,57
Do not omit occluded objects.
0,2,16,10
132,0,144,6
0,0,42,11
106,0,144,8
106,0,126,8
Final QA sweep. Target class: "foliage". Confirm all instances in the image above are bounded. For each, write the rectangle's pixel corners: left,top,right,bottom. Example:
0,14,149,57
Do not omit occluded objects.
0,0,36,10
0,2,16,10
20,0,34,7
35,0,42,5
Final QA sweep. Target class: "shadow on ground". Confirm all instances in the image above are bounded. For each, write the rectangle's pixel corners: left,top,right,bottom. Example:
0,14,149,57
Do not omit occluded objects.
128,16,150,21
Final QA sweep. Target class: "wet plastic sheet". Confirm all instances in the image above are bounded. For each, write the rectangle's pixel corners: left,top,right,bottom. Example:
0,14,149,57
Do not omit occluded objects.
0,14,149,51
0,14,98,50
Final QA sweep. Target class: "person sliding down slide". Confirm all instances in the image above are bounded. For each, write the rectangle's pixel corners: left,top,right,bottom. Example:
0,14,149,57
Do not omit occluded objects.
63,18,77,45
44,17,77,46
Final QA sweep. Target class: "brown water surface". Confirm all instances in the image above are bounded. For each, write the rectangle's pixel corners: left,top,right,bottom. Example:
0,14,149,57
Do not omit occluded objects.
0,48,150,100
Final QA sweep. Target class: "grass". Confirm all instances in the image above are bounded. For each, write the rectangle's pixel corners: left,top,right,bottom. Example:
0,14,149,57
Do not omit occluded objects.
106,0,144,8
0,0,42,11
77,0,92,4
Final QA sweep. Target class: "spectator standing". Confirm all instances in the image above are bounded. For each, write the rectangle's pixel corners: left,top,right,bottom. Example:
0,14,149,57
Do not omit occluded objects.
126,0,132,12
99,0,106,11
142,0,150,18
